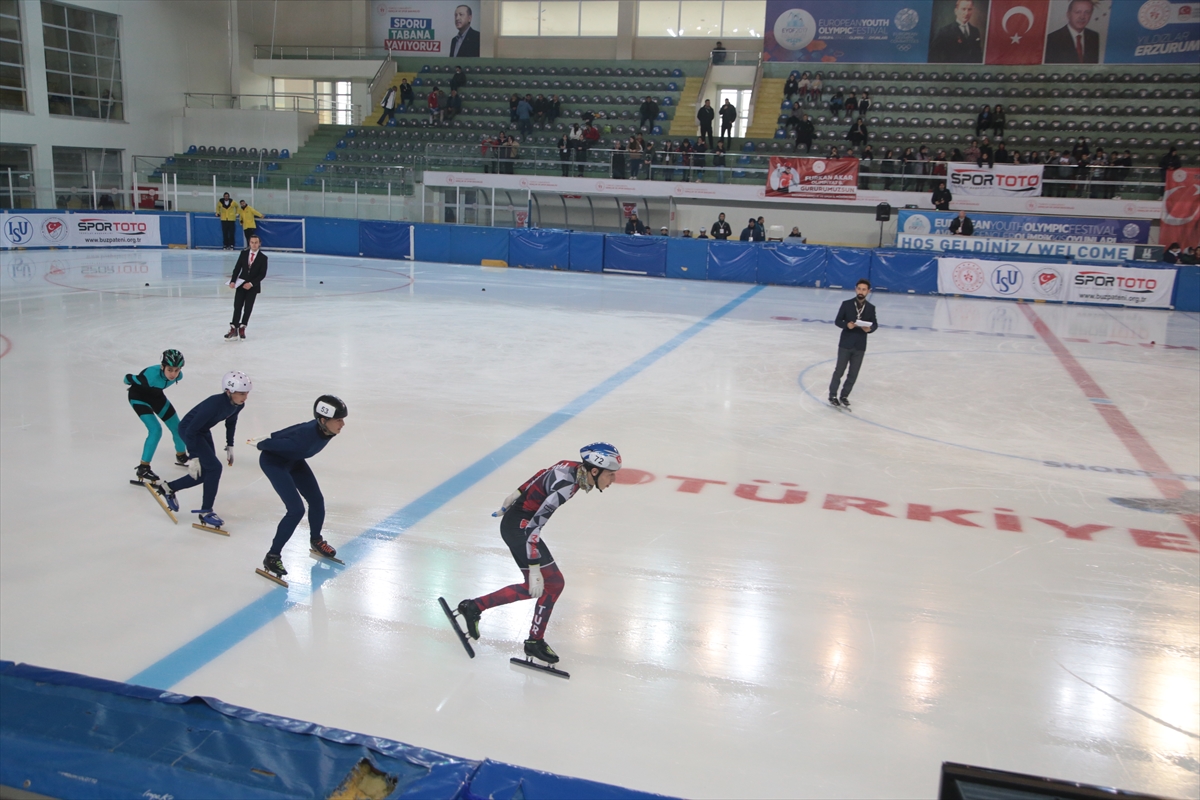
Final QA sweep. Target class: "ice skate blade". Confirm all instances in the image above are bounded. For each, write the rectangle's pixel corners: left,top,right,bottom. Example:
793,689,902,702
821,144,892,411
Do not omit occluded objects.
510,657,570,679
192,522,230,536
139,481,178,524
438,597,475,658
255,568,288,587
309,549,344,565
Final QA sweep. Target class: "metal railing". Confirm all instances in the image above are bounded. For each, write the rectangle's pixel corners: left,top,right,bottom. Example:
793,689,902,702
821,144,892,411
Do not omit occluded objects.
253,45,392,60
369,57,398,116
710,49,761,67
184,92,360,118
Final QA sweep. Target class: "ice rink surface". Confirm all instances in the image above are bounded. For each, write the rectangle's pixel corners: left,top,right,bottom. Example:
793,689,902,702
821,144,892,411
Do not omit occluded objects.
1,248,1197,799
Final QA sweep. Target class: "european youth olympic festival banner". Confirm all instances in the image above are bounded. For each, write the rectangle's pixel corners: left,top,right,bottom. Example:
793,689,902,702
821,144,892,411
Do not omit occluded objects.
938,258,1177,307
766,157,859,199
1,213,161,249
764,0,1199,65
371,2,480,56
897,209,1151,243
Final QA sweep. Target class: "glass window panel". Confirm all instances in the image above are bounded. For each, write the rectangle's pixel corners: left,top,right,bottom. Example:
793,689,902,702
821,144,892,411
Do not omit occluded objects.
43,48,67,70
71,95,97,116
721,0,764,37
105,100,122,120
41,2,64,27
501,1,539,35
42,26,66,49
69,52,95,74
0,86,24,110
95,34,117,58
273,77,314,94
0,63,22,87
93,13,116,37
65,6,90,31
679,0,721,36
0,0,20,18
72,74,97,97
540,1,579,36
580,1,618,35
0,15,20,41
0,40,18,63
45,69,69,93
94,56,119,79
102,79,121,99
68,29,95,53
637,1,679,36
0,144,33,171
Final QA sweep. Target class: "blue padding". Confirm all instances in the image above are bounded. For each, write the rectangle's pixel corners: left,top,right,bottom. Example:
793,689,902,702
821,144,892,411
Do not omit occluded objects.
411,222,450,263
1174,265,1199,312
359,220,412,260
568,231,604,272
192,216,244,249
757,244,827,286
604,235,666,277
448,226,509,266
665,238,708,280
256,218,304,251
706,241,758,283
305,217,360,257
509,228,570,270
158,214,188,246
825,247,871,288
465,760,671,800
871,249,938,294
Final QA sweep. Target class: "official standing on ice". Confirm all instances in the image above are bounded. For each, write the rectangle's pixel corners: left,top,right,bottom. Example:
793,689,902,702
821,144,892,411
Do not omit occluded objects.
255,395,347,584
828,279,877,409
226,234,267,340
155,371,251,530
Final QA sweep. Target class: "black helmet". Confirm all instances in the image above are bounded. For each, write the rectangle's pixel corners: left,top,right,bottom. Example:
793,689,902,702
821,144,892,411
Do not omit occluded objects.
314,394,348,420
161,349,185,368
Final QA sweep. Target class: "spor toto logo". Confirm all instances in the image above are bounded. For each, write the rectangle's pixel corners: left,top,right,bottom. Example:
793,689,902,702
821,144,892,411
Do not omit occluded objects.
41,216,68,242
1033,267,1063,297
990,264,1023,295
951,261,985,293
773,8,817,51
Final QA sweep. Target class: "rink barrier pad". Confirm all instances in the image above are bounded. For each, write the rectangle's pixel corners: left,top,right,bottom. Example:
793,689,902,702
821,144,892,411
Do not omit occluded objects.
0,660,677,800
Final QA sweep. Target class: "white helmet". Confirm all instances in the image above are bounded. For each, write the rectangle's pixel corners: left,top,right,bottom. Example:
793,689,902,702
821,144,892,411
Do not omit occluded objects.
222,370,252,393
580,442,621,471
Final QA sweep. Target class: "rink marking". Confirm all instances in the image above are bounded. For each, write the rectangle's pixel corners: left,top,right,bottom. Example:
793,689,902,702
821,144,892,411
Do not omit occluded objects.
126,284,765,691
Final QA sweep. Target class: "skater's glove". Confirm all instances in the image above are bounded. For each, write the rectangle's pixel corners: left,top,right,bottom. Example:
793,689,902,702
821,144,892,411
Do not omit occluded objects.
226,445,235,466
527,564,544,599
247,435,270,448
492,488,523,517
188,458,202,479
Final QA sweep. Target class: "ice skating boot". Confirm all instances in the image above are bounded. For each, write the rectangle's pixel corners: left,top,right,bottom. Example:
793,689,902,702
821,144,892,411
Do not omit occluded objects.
524,638,560,664
224,325,239,340
135,462,161,484
154,482,179,512
839,396,852,409
192,509,229,535
828,396,841,408
256,553,288,587
175,452,190,468
309,538,343,564
457,599,482,640
238,325,246,340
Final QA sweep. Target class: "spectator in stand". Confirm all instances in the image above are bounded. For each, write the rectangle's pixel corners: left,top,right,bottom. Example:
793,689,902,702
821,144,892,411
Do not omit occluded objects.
377,84,398,126
1162,243,1181,264
828,144,842,159
949,210,974,236
991,104,1006,139
829,88,845,120
557,135,571,177
549,95,562,122
638,96,660,131
977,136,994,168
1159,146,1182,187
450,66,467,92
508,94,520,124
900,147,918,191
859,145,874,190
517,94,533,138
794,113,815,153
1181,246,1197,265
1090,148,1110,199
950,147,965,161
880,148,896,190
659,225,670,236
788,227,807,242
739,218,757,242
446,88,463,122
580,122,600,175
427,86,442,125
711,212,732,240
697,99,716,149
784,73,800,103
963,139,980,165
693,140,707,182
681,228,693,238
625,212,646,235
660,141,676,181
532,94,547,124
481,133,496,174
858,91,871,118
719,99,737,147
847,118,868,149
627,137,643,180
975,105,992,138
994,141,1011,163
797,72,811,103
932,181,952,210
784,105,802,135
810,72,824,103
399,78,414,109
505,134,519,174
643,139,656,179
1073,150,1091,197
845,91,857,117
713,143,727,183
611,141,626,180
1112,149,1133,194
711,41,726,64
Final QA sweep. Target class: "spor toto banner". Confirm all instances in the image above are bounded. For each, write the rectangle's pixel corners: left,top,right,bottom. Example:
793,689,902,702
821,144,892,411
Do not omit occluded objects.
898,209,1151,243
898,233,1135,261
947,163,1043,197
766,157,858,200
938,258,1176,307
1,213,161,249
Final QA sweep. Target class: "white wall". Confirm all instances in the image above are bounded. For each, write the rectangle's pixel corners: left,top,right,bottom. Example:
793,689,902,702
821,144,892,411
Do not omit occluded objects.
172,108,318,155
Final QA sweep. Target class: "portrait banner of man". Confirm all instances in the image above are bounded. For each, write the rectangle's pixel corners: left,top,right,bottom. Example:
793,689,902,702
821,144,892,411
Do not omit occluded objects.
370,1,481,57
928,0,990,63
1043,0,1109,64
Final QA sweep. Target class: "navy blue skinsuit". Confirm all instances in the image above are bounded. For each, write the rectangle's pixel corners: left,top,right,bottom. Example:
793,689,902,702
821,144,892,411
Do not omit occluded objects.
256,420,333,555
166,393,244,510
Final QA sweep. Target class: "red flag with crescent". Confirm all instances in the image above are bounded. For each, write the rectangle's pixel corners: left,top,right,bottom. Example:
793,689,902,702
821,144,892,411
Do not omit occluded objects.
985,0,1049,64
1161,168,1200,251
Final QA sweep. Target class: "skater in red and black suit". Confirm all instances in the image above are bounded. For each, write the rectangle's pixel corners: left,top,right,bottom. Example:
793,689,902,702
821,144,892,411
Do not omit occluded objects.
225,234,267,340
456,442,622,665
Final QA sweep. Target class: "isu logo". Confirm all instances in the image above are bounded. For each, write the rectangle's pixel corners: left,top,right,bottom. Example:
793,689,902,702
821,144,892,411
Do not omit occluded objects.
951,261,985,293
990,264,1023,295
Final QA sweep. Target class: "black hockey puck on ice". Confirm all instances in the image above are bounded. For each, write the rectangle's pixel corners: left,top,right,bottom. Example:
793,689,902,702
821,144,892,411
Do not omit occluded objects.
482,288,486,291
320,281,324,284
144,283,149,286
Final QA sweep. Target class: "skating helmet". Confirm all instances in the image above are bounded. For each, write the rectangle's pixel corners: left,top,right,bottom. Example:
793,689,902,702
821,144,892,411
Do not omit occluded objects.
222,370,253,393
314,394,348,420
580,442,621,471
161,349,185,368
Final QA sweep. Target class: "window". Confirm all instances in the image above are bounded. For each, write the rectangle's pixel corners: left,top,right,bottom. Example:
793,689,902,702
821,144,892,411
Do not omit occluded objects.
42,1,123,120
0,143,34,208
637,0,764,38
500,1,618,36
0,0,26,111
272,78,353,125
52,146,123,209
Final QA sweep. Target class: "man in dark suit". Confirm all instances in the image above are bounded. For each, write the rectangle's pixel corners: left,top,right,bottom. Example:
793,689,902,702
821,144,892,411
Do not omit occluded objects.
930,0,984,63
948,210,975,236
226,234,268,340
828,279,878,408
449,5,480,58
1044,0,1100,64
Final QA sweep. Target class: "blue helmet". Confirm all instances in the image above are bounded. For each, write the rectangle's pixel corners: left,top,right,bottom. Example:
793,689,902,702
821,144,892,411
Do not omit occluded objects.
580,442,621,471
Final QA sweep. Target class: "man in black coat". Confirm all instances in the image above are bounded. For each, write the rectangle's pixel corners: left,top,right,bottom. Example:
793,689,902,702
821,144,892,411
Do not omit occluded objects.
1044,0,1100,64
449,5,480,58
929,0,983,63
710,212,732,240
828,279,877,408
624,212,646,235
638,96,660,131
949,209,974,236
794,114,815,153
719,100,737,147
932,181,953,210
225,234,268,340
697,99,715,149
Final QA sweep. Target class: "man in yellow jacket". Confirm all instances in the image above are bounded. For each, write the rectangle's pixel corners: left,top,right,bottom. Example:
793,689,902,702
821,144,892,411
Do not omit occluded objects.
237,199,264,241
216,192,238,249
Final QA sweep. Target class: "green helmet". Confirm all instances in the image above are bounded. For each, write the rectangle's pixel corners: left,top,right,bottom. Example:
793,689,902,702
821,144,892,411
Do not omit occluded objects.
161,349,185,368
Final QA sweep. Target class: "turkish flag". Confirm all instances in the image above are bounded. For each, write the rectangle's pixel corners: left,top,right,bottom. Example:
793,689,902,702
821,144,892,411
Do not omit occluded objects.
1161,168,1200,251
985,0,1049,64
